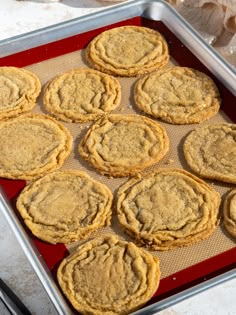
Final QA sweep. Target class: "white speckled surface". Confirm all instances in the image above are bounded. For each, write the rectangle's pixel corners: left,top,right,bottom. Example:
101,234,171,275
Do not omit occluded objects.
0,1,235,314
0,0,111,40
0,215,57,315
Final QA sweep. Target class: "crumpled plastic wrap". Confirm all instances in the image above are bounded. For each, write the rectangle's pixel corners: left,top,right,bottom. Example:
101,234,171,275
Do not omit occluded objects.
166,0,236,68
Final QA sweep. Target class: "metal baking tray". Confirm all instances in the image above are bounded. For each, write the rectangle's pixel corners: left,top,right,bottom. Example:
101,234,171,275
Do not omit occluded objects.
0,1,236,314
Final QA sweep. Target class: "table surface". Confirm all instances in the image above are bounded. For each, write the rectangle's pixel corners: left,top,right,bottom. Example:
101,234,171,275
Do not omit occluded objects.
0,1,235,315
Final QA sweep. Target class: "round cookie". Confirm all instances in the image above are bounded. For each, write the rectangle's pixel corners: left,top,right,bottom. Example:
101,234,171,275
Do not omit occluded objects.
57,235,160,314
86,26,169,77
43,68,121,122
183,123,236,184
134,67,220,124
16,170,113,244
0,66,41,120
223,189,236,238
116,168,221,250
78,114,169,177
0,113,72,180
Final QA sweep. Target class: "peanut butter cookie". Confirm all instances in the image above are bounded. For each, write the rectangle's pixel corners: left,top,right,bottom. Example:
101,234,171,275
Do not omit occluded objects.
78,114,169,177
0,67,41,120
0,114,72,180
57,235,160,314
43,68,121,122
134,67,220,124
117,168,220,250
16,170,113,244
183,124,236,183
86,26,169,77
223,189,236,238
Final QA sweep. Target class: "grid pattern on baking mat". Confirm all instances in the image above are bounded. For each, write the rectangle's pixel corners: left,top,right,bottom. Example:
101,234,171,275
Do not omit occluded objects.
0,16,235,309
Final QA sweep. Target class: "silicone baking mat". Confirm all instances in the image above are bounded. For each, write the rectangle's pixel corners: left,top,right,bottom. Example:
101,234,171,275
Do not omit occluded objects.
0,16,235,311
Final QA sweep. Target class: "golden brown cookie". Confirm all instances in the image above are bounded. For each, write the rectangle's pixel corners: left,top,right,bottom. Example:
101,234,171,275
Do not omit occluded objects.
57,235,160,314
43,68,121,122
0,113,72,180
223,189,236,238
134,67,220,124
78,114,169,177
183,124,236,184
16,170,113,244
86,26,169,77
0,66,41,120
116,168,221,250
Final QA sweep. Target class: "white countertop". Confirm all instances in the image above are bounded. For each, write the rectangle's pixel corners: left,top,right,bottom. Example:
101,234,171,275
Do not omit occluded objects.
0,1,235,314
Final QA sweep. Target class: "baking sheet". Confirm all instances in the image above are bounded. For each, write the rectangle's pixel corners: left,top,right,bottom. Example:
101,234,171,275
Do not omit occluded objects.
0,1,235,314
26,48,235,281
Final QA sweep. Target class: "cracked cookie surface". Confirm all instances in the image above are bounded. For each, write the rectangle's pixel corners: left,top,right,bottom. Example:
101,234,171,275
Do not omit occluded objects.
43,68,121,122
16,170,113,244
78,114,169,177
116,168,220,250
183,123,236,183
0,113,72,180
223,189,236,238
134,67,220,124
86,26,169,77
0,66,41,120
57,235,160,314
